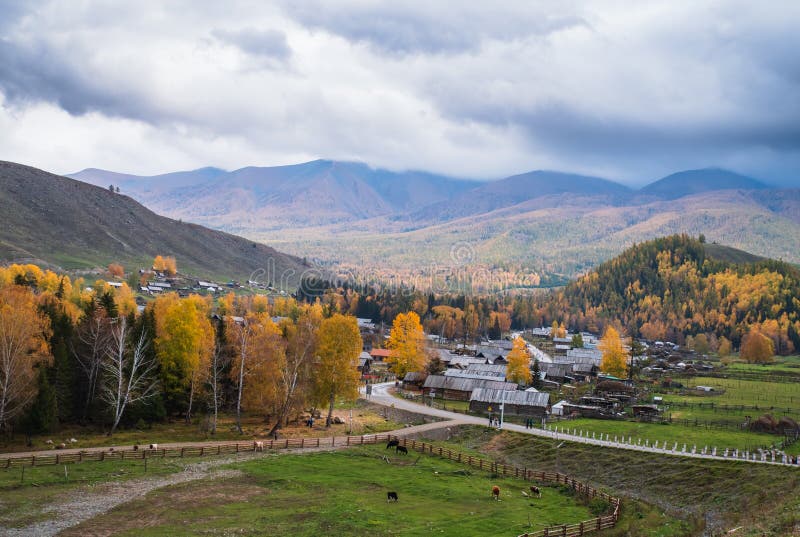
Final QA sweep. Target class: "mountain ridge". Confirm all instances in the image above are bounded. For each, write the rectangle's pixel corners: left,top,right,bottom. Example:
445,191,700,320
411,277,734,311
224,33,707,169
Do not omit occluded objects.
0,161,306,286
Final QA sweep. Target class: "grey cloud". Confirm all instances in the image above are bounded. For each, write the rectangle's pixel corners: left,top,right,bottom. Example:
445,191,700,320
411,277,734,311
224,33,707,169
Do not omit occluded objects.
280,2,587,55
0,38,163,123
212,27,291,60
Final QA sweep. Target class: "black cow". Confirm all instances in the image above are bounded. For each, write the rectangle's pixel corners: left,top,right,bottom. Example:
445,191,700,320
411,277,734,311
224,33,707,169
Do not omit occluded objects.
387,491,398,502
530,486,541,498
386,439,400,449
396,445,408,455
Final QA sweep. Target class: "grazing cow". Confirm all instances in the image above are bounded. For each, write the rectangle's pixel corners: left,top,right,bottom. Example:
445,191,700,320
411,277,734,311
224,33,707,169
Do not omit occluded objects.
387,491,399,502
530,486,541,498
492,486,501,501
396,445,408,455
55,443,66,450
386,439,400,449
254,441,264,452
149,443,158,450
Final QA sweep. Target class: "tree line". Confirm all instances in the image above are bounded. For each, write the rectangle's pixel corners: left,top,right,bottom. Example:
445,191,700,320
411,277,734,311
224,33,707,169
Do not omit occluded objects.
301,235,800,357
0,264,365,438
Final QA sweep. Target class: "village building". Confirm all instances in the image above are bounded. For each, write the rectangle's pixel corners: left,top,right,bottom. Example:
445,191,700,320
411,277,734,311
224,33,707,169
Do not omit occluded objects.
469,389,550,419
422,375,517,401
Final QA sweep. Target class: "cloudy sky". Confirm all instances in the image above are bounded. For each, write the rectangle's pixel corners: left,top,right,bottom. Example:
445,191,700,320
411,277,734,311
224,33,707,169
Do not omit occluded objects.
0,0,798,186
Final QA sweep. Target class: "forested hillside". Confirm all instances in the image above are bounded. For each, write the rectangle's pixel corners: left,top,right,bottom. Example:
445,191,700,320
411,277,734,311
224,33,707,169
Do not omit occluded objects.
554,235,800,351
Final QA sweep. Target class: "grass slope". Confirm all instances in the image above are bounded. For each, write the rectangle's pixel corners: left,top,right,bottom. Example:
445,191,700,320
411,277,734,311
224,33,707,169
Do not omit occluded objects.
0,160,306,284
451,426,800,536
11,447,597,537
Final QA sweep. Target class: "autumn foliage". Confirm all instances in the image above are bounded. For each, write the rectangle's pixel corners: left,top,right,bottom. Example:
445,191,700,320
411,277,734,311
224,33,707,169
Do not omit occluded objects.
599,326,628,379
386,311,427,378
505,336,531,385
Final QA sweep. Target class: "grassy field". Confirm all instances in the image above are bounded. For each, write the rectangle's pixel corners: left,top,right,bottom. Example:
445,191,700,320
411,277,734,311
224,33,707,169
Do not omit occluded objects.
0,456,189,529
3,445,600,537
446,425,800,536
0,401,403,454
547,418,789,453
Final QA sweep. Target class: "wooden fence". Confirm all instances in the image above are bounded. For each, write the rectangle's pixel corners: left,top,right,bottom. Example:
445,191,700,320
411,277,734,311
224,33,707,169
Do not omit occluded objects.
393,438,620,537
1,433,621,536
0,434,394,468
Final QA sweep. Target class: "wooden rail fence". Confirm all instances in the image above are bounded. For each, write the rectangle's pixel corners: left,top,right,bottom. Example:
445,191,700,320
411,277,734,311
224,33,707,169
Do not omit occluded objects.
393,438,620,537
1,433,621,536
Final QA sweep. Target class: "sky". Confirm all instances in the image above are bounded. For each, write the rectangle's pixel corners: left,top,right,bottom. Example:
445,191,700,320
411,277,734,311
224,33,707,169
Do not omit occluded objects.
0,1,798,186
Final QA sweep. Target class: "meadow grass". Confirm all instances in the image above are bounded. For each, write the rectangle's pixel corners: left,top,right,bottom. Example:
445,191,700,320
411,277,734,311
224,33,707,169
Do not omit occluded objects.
547,418,787,453
60,446,596,537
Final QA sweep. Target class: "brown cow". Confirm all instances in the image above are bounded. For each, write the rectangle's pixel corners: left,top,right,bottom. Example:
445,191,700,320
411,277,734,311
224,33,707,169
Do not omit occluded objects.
492,486,500,501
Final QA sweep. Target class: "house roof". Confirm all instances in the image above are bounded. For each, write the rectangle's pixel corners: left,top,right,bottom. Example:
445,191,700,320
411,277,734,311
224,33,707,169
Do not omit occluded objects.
444,369,505,381
470,388,549,408
369,349,394,358
402,371,426,382
423,375,517,393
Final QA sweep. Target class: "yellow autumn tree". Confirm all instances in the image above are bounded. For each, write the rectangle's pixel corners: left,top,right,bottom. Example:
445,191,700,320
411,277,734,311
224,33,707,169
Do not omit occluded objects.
386,311,426,378
599,326,628,378
0,286,52,431
154,294,214,419
740,329,775,364
506,336,531,385
717,336,732,358
235,314,286,422
314,314,362,426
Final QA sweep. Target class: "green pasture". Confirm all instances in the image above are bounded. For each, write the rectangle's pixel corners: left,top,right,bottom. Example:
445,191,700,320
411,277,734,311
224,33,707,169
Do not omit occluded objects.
59,446,595,537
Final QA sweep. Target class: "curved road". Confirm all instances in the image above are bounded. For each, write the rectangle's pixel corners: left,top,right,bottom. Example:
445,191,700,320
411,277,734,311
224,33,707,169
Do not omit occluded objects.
366,382,799,467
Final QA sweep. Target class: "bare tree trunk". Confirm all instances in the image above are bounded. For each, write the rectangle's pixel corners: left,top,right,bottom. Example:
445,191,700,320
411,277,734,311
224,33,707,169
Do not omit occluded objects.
210,347,220,435
185,373,196,424
326,389,335,427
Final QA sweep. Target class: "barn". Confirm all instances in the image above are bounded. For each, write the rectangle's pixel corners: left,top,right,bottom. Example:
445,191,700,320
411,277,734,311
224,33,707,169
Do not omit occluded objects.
422,375,517,401
469,389,550,418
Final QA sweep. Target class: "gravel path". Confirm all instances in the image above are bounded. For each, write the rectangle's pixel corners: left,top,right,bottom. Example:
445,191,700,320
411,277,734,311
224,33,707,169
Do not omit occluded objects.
2,443,360,537
2,454,258,537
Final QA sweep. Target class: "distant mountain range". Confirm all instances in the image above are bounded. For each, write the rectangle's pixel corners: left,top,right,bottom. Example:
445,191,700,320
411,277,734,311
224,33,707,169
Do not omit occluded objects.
66,161,800,283
0,161,306,285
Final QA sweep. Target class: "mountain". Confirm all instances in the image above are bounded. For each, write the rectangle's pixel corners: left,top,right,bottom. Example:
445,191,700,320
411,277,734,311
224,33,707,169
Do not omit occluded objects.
66,160,800,287
70,160,477,230
557,234,800,349
411,170,632,223
639,168,768,200
0,161,306,285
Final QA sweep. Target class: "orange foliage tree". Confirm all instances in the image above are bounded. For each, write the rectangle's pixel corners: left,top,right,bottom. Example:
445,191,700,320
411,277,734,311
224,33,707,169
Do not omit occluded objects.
0,286,52,431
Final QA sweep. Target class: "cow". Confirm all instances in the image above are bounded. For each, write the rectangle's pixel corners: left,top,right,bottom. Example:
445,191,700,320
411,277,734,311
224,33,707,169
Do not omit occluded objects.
133,444,139,451
387,491,399,502
492,486,501,501
530,486,541,498
149,443,158,450
387,439,400,449
254,441,264,452
396,445,408,455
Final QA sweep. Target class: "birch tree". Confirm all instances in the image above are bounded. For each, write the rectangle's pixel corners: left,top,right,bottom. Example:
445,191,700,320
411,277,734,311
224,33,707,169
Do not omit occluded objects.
73,305,112,420
314,314,362,427
101,317,159,434
269,303,322,436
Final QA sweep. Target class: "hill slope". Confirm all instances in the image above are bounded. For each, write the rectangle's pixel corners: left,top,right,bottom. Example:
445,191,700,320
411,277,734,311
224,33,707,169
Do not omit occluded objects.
557,234,800,348
0,161,306,285
639,168,768,200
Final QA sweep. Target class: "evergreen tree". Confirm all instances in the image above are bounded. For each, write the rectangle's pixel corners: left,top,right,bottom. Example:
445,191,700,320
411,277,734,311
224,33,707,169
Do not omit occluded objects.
531,359,543,389
20,368,58,441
